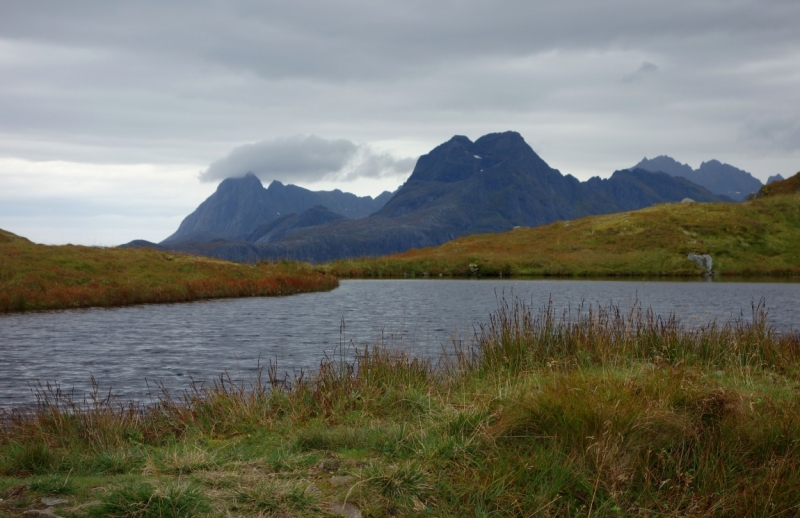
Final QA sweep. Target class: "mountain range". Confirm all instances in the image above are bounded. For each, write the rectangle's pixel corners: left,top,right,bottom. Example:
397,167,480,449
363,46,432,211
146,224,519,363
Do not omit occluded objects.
124,131,732,263
162,178,393,243
632,156,762,201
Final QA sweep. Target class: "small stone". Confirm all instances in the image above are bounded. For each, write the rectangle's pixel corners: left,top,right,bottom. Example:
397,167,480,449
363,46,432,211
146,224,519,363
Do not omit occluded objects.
318,460,341,473
327,502,363,518
687,253,713,274
41,498,68,507
330,475,356,487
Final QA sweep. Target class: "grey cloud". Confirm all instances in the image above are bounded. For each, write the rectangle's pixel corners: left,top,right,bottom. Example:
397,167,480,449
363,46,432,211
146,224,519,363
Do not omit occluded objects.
741,119,800,152
0,1,799,198
622,61,659,83
1,1,799,82
340,152,417,181
200,136,415,184
200,136,357,182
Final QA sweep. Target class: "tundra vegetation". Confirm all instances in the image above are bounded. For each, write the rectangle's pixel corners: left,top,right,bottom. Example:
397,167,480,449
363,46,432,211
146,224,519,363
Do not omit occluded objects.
325,173,800,279
0,229,337,313
2,299,799,517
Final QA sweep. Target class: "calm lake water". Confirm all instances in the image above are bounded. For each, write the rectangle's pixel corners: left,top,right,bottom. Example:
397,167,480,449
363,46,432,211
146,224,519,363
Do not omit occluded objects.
1,279,798,408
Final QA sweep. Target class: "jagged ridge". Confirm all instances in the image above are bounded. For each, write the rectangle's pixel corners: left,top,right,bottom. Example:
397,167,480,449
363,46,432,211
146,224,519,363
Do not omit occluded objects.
634,156,762,201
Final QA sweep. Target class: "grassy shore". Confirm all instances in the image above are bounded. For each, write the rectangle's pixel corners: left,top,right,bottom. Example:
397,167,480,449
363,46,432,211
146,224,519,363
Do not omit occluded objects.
324,173,800,278
0,229,338,313
2,300,799,517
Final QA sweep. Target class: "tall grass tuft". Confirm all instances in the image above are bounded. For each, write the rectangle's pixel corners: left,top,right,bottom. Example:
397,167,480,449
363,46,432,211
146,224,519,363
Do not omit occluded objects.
88,482,210,518
466,297,797,375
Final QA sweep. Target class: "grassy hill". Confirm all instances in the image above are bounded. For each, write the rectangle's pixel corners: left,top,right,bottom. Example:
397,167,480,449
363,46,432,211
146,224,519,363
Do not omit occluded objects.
325,173,800,278
0,229,337,312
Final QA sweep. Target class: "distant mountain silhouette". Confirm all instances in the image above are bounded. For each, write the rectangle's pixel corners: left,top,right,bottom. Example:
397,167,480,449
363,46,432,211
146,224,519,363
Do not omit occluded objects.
127,132,731,263
633,156,762,201
767,174,785,185
161,173,393,244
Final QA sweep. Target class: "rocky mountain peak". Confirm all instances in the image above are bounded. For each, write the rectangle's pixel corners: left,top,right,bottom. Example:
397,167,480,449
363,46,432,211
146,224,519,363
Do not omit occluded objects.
635,156,694,178
473,131,551,171
406,131,552,184
634,155,761,201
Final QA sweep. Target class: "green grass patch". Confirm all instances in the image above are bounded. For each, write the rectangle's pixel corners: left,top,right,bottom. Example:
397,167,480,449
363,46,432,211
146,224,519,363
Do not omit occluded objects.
27,473,77,495
88,482,211,518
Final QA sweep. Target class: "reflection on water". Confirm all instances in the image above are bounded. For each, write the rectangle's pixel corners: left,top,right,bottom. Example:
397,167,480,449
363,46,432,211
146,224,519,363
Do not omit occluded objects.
1,279,798,407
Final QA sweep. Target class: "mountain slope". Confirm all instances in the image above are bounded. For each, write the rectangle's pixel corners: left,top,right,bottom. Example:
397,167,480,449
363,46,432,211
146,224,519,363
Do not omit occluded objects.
246,205,345,244
634,156,762,201
162,173,392,243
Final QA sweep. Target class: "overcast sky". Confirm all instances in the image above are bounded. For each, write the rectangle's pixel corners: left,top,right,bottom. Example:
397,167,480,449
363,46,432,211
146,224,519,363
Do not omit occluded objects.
1,1,799,245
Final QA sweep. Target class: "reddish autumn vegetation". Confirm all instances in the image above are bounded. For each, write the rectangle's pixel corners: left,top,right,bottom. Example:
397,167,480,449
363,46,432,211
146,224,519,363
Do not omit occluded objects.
0,228,337,312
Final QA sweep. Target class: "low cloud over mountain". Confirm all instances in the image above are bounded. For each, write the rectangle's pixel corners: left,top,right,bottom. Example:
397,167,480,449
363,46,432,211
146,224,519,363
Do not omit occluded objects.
199,135,415,184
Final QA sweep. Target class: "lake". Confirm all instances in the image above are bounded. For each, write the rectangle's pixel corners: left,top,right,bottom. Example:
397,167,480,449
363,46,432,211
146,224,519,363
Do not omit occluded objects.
1,278,798,408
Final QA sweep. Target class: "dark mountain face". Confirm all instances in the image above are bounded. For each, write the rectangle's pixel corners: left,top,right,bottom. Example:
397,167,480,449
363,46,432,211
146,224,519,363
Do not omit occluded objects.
135,131,730,263
767,174,785,185
585,169,731,210
378,132,563,220
246,205,344,244
162,173,392,244
634,156,762,201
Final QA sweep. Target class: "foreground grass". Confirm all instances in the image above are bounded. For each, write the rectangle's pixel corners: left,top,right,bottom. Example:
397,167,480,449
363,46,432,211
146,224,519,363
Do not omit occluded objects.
2,301,800,516
0,229,338,312
324,173,800,278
